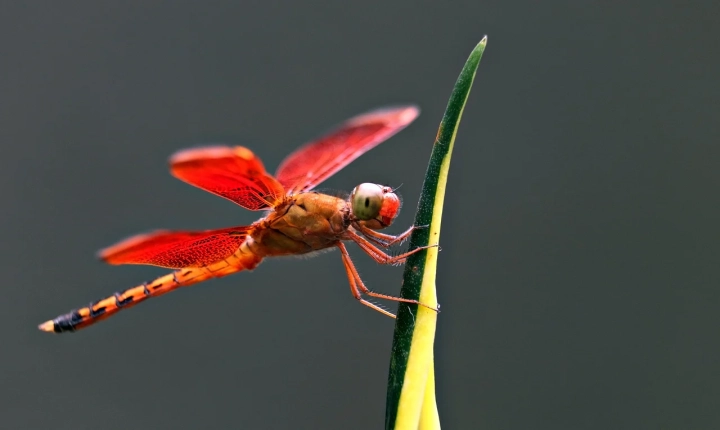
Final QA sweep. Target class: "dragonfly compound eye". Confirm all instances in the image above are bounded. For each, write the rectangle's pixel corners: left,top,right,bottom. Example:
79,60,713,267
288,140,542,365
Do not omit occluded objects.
351,183,384,221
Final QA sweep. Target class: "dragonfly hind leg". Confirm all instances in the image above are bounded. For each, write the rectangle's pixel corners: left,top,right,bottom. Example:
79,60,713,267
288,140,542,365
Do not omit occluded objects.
336,242,439,318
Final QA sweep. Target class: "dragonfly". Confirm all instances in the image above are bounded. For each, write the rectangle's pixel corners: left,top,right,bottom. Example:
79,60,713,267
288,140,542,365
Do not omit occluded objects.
39,105,438,333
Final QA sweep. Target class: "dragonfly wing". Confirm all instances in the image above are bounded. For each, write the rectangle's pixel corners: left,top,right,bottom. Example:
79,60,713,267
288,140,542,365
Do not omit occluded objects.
170,146,286,210
98,226,251,268
275,105,419,193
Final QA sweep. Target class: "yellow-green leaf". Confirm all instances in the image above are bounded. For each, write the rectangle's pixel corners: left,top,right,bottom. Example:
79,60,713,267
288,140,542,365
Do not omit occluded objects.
385,37,488,430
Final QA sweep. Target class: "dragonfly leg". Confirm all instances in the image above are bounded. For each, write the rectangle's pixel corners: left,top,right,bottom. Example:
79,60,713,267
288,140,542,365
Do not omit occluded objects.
345,229,437,266
336,242,439,315
338,242,397,318
355,224,427,248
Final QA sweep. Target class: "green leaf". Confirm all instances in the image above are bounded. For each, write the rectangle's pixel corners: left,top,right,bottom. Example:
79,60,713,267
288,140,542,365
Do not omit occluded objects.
385,37,488,430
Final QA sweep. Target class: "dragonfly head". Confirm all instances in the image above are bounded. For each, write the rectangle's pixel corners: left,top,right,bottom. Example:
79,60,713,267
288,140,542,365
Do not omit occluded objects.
350,183,401,230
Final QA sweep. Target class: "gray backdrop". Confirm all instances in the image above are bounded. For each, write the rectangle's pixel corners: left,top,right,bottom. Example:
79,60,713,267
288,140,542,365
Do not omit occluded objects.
3,1,719,429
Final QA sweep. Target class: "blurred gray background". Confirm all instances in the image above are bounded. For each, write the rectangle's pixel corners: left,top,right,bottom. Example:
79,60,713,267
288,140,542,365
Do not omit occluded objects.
2,1,719,429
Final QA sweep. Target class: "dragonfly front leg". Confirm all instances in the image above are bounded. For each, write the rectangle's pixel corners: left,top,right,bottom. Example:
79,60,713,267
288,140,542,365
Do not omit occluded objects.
354,224,426,248
345,229,437,266
336,242,439,317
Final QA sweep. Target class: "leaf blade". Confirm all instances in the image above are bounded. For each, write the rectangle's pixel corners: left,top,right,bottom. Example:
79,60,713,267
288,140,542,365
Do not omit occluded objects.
386,36,488,430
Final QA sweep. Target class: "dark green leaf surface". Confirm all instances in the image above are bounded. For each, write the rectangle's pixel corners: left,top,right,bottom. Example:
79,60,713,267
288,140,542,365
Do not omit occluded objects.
385,37,487,429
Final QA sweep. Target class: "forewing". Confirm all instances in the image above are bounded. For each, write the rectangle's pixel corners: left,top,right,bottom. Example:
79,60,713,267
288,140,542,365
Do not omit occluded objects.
275,105,419,193
98,226,251,269
170,146,286,210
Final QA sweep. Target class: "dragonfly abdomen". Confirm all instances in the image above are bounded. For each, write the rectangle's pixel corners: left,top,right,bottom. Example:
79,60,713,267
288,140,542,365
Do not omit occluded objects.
39,248,263,333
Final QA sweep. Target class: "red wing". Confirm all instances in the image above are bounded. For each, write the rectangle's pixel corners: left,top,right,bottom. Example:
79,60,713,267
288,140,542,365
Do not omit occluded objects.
170,146,286,210
98,226,251,269
275,105,419,193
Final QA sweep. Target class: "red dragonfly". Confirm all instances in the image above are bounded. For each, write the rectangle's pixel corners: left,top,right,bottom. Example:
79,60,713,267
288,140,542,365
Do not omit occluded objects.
39,105,437,333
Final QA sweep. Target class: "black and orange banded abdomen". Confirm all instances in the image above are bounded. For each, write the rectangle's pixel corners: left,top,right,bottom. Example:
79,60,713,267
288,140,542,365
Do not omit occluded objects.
39,247,262,333
41,272,178,333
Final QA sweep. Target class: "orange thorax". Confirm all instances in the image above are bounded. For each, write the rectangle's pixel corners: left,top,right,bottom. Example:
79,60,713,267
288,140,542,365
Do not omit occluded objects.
248,192,350,256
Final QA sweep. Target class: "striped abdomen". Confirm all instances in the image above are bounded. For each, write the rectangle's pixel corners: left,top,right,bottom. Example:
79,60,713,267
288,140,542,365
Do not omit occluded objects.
39,244,262,333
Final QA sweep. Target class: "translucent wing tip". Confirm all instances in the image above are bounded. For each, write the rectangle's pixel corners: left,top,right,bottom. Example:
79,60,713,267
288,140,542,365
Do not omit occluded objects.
96,230,171,264
169,146,256,165
348,105,420,127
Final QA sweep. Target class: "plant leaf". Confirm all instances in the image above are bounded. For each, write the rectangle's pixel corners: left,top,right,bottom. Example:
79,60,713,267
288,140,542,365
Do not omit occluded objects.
385,36,488,430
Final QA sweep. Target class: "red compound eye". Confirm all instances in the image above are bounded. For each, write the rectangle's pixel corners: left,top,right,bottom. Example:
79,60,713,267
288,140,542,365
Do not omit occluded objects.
379,189,400,226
